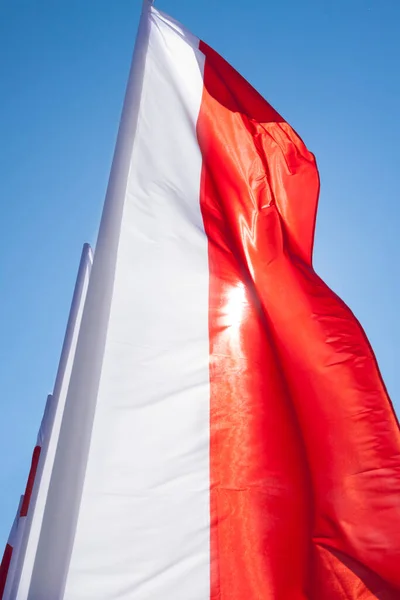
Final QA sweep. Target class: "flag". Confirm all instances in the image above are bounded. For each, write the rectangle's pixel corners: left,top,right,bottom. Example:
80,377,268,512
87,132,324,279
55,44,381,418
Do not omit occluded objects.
2,244,93,600
0,497,23,600
0,397,52,600
11,2,400,599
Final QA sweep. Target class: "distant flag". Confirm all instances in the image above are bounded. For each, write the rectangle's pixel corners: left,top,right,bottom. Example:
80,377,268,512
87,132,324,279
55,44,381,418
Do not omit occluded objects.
1,244,92,599
4,2,400,599
0,396,52,600
0,497,23,600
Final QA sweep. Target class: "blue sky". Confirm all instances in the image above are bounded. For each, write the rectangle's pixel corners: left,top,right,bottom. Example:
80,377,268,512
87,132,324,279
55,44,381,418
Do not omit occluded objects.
0,0,399,549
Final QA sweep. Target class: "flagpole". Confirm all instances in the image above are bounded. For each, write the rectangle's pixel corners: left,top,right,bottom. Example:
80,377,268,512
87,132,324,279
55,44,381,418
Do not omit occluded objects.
26,5,153,599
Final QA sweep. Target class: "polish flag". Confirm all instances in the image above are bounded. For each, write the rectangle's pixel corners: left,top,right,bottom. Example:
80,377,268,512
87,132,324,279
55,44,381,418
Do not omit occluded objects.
0,398,52,600
9,2,400,599
0,497,23,600
1,245,93,600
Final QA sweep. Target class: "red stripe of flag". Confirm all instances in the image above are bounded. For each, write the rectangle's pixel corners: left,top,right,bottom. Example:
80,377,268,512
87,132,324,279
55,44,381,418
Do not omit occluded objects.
198,40,400,599
20,446,41,518
0,544,13,600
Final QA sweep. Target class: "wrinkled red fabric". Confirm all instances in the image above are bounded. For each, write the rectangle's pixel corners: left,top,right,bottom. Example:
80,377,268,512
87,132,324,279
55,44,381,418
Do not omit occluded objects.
198,40,400,599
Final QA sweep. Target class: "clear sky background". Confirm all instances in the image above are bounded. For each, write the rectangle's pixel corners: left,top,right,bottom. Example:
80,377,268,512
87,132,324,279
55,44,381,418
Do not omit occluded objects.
0,0,399,549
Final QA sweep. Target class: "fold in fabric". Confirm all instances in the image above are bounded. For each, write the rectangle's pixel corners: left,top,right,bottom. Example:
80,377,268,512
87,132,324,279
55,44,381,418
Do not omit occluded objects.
198,40,400,599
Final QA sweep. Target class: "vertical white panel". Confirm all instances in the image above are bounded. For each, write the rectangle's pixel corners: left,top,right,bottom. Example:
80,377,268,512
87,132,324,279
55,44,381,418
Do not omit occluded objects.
27,4,209,600
64,6,210,600
26,1,155,595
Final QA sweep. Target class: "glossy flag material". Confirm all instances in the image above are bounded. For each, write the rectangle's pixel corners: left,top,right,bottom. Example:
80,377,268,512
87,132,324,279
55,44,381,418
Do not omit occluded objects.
6,2,400,599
